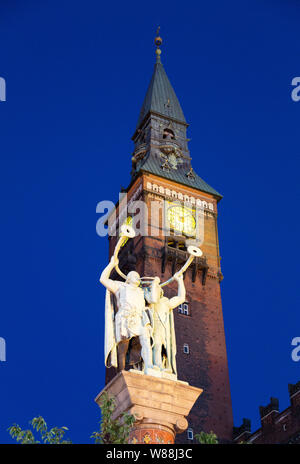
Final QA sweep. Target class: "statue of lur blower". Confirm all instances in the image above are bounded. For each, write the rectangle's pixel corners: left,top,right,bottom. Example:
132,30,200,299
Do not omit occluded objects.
142,244,202,378
99,224,202,378
100,225,154,375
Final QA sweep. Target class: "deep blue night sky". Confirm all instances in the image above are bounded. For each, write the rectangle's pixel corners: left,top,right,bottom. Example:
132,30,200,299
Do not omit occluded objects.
0,0,299,443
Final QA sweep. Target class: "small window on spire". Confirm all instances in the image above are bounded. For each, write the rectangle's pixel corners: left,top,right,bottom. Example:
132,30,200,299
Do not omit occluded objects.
163,128,175,140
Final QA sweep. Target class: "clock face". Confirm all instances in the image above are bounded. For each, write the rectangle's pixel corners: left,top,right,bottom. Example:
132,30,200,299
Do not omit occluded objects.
167,204,196,237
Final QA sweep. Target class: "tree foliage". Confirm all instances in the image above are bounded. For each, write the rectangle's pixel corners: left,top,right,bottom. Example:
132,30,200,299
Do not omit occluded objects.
91,391,135,444
8,416,71,444
194,431,219,444
8,392,135,444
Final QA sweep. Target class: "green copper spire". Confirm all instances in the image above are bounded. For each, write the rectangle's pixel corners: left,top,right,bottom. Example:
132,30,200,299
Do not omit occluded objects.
131,32,222,201
136,30,186,129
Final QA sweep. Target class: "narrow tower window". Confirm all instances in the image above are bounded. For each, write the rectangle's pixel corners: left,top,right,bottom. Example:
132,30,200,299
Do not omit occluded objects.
183,344,189,354
187,428,193,440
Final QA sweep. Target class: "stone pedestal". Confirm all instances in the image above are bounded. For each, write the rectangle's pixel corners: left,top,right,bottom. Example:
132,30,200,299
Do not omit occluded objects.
95,370,203,444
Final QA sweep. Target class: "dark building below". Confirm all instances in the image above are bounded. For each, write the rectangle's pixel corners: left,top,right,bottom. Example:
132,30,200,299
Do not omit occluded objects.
233,381,300,444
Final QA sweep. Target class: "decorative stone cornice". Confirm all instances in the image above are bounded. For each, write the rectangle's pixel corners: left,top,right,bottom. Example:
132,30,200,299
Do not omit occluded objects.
95,370,202,444
145,181,215,212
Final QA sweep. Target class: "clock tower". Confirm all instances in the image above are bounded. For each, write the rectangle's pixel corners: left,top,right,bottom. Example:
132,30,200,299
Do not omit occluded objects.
105,34,233,443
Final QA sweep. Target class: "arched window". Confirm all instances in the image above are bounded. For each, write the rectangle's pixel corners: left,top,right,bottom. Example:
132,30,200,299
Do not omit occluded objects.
163,128,175,140
178,302,190,316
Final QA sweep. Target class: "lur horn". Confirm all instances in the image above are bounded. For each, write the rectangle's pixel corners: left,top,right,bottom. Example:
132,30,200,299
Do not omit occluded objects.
112,224,136,280
160,245,203,288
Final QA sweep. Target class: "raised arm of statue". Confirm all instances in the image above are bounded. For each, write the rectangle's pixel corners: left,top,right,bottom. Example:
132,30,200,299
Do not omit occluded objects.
99,256,120,294
168,274,186,310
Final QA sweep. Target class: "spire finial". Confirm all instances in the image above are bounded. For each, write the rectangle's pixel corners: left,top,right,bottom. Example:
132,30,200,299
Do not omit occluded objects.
154,26,162,63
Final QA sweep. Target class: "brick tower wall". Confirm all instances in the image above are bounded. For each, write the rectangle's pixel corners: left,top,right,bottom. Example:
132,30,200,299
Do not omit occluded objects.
105,174,233,442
